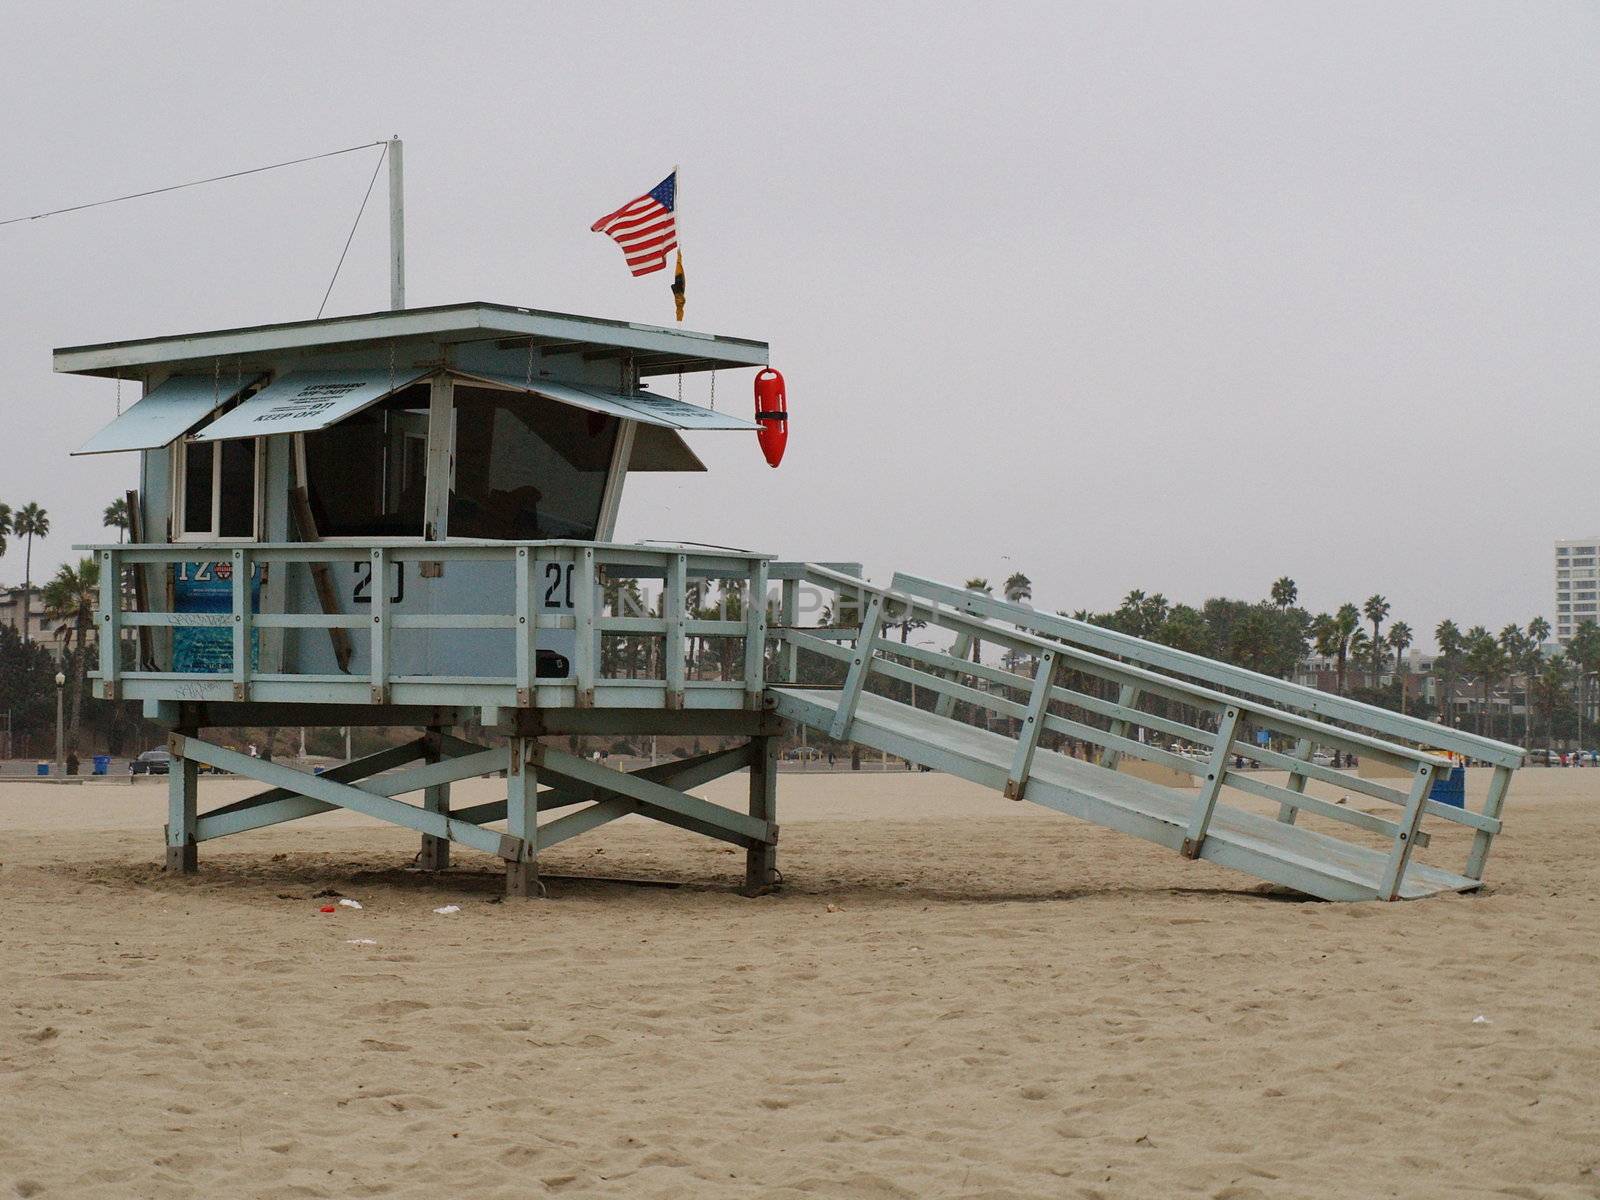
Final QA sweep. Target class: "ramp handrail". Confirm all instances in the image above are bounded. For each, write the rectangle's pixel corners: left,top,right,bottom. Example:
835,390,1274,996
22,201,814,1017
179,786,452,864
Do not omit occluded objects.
892,572,1526,770
773,564,1517,895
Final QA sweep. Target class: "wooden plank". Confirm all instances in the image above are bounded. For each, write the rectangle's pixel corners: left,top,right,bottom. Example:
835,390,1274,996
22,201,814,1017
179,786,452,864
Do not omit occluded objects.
369,547,389,704
744,560,769,708
932,631,973,720
1099,683,1139,772
1181,705,1242,858
1277,737,1313,823
535,745,773,844
419,727,451,871
230,548,251,701
665,554,687,707
828,594,885,741
505,737,539,897
1004,651,1057,800
98,548,121,699
574,547,597,707
1465,764,1513,880
514,547,534,705
165,733,198,873
287,484,353,673
746,735,779,893
1378,763,1436,900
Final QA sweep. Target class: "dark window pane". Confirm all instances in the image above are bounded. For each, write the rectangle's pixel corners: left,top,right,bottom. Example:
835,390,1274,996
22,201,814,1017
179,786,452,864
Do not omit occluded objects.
303,386,429,537
218,439,256,538
182,441,214,534
450,388,617,540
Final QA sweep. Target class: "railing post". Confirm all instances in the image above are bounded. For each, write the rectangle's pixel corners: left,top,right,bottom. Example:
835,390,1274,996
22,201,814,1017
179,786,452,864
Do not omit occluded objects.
779,577,799,683
743,560,769,709
514,546,534,707
573,546,596,707
98,548,121,700
1465,764,1512,881
230,547,252,701
933,630,973,720
1004,650,1057,800
1378,761,1435,900
829,593,884,741
369,547,389,704
665,554,687,708
1100,683,1140,771
1182,704,1243,858
1277,736,1313,823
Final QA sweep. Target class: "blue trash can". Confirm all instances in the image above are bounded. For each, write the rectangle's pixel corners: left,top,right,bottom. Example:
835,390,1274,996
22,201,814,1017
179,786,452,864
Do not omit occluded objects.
35,761,48,777
92,755,110,776
1429,765,1466,809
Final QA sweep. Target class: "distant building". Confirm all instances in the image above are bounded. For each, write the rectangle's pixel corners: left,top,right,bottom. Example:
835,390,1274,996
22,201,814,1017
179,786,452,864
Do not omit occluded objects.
0,585,67,658
1555,538,1600,643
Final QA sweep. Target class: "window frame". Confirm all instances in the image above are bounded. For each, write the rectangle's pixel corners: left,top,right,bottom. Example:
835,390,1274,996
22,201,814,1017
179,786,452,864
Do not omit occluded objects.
173,434,263,543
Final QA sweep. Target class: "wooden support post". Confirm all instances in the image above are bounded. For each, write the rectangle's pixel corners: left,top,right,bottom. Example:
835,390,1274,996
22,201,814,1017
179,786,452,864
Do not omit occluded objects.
829,594,884,741
743,561,769,709
1277,736,1313,824
666,554,687,708
288,483,354,672
1100,683,1140,771
418,726,450,871
779,577,799,683
1378,762,1435,901
1004,651,1057,800
744,735,780,895
165,731,198,873
1464,764,1511,881
504,736,540,897
933,630,973,720
574,548,597,707
230,547,252,701
98,548,121,699
514,548,534,706
1181,705,1242,858
369,547,389,704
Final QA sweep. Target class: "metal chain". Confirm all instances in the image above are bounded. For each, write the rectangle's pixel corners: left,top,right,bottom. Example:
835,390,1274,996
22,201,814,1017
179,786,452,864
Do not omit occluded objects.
525,336,536,388
677,371,683,402
709,370,716,410
115,371,122,416
388,340,396,397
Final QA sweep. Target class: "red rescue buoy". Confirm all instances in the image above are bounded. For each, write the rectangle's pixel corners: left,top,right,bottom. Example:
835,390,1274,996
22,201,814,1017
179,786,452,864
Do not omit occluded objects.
754,367,787,468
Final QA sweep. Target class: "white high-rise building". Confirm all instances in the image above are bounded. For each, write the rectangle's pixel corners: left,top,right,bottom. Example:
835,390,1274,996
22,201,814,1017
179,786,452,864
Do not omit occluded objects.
1555,538,1600,642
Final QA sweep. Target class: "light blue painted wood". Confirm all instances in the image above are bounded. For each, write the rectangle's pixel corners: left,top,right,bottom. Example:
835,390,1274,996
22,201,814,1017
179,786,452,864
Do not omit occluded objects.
98,549,121,699
505,737,539,895
536,746,771,844
1100,683,1140,772
1004,651,1056,800
1378,763,1436,900
1466,765,1513,880
932,630,973,721
829,595,885,741
1182,706,1243,857
1277,737,1313,824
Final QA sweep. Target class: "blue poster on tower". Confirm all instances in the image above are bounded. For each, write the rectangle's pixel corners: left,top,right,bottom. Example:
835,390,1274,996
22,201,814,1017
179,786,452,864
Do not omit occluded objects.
173,561,261,674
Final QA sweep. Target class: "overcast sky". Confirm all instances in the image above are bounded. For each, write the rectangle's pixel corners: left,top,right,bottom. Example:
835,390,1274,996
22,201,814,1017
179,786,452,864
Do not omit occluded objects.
2,2,1595,647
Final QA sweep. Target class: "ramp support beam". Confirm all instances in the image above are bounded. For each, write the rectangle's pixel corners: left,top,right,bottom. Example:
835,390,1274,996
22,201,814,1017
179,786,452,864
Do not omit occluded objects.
1181,705,1242,859
420,726,451,872
1004,651,1057,800
165,728,198,874
746,733,780,894
1378,762,1434,900
505,737,540,897
1276,737,1313,824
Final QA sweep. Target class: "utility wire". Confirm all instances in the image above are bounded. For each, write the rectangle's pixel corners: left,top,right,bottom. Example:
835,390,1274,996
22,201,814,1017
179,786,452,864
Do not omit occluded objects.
0,140,388,227
317,142,389,318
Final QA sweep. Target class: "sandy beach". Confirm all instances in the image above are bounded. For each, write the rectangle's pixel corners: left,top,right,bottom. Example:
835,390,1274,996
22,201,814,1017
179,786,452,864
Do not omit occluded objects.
2,764,1597,1199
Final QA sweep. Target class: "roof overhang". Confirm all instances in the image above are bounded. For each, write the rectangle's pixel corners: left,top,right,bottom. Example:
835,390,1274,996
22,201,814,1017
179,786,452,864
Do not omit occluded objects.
52,302,768,380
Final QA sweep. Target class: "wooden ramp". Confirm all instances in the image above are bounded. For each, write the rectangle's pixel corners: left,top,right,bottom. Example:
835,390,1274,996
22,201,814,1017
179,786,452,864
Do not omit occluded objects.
766,567,1525,903
772,689,1475,902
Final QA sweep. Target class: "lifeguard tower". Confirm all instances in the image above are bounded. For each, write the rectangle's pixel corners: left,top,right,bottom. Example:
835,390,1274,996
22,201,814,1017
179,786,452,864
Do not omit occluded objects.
66,303,1527,902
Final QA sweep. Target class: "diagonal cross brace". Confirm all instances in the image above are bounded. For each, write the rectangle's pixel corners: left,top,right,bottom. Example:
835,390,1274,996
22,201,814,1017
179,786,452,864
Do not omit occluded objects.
534,744,774,846
178,734,507,855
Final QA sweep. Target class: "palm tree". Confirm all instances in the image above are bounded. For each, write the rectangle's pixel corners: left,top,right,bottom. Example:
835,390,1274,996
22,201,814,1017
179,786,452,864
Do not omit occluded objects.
1567,619,1600,750
42,557,99,762
1435,619,1465,728
1003,572,1032,605
963,577,990,663
13,503,48,644
1387,621,1413,713
1270,576,1297,610
102,498,131,543
1362,594,1390,688
0,502,11,558
1325,604,1360,695
1464,626,1504,737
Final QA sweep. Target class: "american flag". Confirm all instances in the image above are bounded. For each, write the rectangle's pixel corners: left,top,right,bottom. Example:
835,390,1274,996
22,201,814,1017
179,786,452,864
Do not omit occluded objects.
590,172,678,276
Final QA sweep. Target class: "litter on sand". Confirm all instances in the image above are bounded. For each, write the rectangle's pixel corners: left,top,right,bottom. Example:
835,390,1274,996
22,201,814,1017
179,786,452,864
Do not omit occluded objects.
433,905,461,915
338,899,363,909
1473,1015,1491,1024
318,905,336,913
346,938,377,946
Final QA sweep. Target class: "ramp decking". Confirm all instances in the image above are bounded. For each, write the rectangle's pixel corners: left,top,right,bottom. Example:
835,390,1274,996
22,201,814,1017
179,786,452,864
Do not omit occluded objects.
772,688,1479,901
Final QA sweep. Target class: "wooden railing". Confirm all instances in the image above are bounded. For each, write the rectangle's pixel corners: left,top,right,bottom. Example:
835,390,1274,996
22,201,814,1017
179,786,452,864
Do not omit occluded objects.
771,566,1523,895
87,541,770,712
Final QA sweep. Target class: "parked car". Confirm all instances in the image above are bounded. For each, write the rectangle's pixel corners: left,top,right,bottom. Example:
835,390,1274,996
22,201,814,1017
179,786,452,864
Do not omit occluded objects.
130,749,171,775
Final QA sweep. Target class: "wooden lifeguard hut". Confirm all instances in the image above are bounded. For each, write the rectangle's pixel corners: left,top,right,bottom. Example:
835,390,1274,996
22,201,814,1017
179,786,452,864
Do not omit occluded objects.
66,303,1527,902
66,303,789,896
